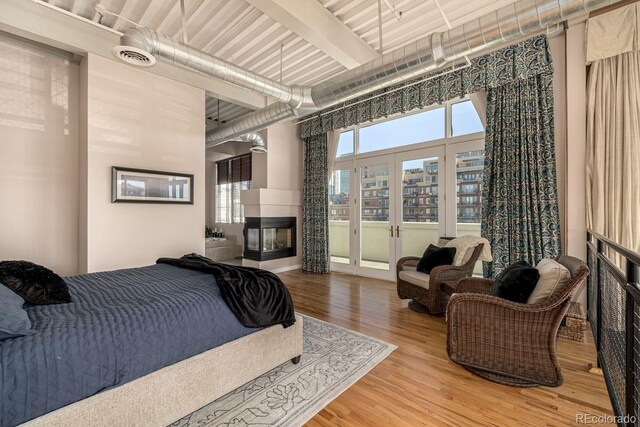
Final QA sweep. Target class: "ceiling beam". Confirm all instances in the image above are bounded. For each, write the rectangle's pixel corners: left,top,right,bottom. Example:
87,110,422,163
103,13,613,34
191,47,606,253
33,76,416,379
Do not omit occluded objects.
244,0,379,69
0,0,266,110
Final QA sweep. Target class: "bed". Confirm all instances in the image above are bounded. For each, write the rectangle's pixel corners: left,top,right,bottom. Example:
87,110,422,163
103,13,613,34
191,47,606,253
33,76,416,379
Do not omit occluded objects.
0,263,303,427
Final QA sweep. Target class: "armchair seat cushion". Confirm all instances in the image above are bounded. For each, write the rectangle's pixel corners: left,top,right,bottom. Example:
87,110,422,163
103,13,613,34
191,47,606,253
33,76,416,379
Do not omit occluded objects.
398,270,430,289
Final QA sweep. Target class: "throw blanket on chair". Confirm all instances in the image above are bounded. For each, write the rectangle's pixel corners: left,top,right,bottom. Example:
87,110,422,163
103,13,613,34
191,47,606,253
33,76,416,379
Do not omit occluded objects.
157,254,296,328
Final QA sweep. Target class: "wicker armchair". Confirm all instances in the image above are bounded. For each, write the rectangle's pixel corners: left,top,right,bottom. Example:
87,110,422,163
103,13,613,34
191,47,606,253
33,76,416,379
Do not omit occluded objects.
396,237,484,315
446,255,589,387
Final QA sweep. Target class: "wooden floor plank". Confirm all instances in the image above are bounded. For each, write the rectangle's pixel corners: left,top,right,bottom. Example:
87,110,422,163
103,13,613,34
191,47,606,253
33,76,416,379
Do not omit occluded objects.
279,270,614,426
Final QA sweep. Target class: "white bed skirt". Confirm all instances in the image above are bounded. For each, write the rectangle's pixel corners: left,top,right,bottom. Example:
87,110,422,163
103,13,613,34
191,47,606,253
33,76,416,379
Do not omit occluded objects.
22,315,304,427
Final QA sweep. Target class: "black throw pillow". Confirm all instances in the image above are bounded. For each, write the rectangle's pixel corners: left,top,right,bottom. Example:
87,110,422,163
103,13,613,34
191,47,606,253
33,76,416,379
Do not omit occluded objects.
416,244,456,274
490,260,540,303
0,261,71,305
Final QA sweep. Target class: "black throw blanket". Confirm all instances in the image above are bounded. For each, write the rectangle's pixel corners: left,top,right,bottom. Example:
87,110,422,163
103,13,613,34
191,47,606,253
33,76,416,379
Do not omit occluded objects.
157,254,296,328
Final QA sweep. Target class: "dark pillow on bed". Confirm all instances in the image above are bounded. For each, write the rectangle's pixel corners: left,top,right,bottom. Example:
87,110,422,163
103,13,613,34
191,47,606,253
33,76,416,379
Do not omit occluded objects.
489,260,540,303
0,261,71,305
417,244,456,274
0,283,32,340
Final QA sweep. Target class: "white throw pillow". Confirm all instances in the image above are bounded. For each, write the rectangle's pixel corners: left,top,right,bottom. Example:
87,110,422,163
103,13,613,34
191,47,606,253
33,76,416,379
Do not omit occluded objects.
527,259,571,304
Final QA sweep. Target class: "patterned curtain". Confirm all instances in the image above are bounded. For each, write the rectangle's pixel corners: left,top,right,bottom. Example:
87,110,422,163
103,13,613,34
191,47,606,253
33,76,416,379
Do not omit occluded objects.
301,35,553,139
302,133,330,273
299,34,559,276
481,73,561,277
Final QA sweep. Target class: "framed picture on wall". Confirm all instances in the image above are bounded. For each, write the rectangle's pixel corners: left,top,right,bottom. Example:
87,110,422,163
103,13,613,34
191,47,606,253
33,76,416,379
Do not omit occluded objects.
112,167,194,204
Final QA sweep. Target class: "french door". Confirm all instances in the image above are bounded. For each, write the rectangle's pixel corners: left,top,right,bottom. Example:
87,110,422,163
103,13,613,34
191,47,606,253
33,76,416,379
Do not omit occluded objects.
354,154,397,279
329,140,483,279
394,147,446,267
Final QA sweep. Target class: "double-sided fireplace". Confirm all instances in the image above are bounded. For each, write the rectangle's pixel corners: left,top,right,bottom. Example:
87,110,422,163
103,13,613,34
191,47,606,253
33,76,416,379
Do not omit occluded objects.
243,217,296,261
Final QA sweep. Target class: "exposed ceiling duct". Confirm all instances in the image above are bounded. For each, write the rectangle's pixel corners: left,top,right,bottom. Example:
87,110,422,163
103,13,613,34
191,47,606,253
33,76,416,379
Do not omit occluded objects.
205,131,267,153
114,0,620,145
114,27,312,110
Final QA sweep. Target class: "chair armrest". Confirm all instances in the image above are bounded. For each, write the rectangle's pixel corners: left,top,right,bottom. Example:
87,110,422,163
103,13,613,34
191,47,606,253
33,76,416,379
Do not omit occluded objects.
429,263,473,283
446,292,570,387
448,292,561,315
446,293,565,370
455,277,494,295
396,256,420,272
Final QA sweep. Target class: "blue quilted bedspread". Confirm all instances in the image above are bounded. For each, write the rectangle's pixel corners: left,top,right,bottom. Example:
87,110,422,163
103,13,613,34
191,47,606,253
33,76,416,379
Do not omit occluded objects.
0,264,260,426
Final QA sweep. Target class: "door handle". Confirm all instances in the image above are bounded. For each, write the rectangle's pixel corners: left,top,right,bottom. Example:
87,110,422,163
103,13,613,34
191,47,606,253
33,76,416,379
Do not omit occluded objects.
396,225,400,237
389,225,394,237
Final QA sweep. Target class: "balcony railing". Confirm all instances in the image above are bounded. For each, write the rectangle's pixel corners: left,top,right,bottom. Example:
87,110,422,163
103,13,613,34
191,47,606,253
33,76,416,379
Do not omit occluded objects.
586,230,640,426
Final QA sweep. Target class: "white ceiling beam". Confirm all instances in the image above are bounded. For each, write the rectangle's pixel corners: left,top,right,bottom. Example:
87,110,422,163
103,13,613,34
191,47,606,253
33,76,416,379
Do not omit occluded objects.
0,0,265,110
244,0,379,69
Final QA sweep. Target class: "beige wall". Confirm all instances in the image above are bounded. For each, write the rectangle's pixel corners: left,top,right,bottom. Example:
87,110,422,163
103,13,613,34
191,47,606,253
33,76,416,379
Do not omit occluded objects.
0,37,80,275
565,23,589,306
549,34,567,251
264,123,302,191
80,53,205,273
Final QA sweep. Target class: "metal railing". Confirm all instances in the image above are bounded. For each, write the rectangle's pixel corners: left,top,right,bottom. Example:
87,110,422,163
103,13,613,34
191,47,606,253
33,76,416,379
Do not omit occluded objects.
587,230,640,426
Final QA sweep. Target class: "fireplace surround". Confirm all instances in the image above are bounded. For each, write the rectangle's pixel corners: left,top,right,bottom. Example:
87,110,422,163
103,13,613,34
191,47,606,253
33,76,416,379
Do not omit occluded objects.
243,217,296,261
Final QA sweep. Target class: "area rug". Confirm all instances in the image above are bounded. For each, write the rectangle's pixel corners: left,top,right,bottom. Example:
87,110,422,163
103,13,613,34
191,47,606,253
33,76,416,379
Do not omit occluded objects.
169,315,396,427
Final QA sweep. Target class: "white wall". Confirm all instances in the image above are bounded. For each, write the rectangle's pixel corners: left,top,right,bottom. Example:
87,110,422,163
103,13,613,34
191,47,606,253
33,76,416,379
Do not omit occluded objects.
80,53,205,273
549,35,567,251
548,27,589,307
565,23,589,306
0,37,80,275
264,123,302,191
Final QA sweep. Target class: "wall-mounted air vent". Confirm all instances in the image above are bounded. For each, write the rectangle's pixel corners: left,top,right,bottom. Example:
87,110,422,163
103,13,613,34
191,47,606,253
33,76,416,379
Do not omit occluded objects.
112,46,156,67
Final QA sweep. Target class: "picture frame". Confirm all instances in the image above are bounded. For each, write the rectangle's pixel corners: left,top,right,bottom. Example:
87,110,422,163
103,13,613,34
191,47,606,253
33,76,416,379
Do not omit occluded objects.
111,167,194,204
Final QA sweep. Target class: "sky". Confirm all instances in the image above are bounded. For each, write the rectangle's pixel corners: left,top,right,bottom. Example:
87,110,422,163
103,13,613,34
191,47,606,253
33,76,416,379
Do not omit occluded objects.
336,100,483,162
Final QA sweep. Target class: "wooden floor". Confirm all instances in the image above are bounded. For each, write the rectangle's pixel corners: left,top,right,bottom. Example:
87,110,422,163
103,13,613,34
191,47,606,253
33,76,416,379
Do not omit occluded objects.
279,269,614,427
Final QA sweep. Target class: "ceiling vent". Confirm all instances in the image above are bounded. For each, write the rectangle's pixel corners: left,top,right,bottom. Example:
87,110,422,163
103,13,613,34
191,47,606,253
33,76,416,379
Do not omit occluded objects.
112,45,156,67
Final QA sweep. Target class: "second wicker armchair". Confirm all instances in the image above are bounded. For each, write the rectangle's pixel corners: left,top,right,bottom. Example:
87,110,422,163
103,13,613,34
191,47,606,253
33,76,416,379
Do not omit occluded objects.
446,255,589,387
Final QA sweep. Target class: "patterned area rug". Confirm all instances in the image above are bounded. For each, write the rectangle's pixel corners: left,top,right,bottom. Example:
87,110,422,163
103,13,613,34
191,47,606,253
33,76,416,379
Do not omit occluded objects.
169,315,396,427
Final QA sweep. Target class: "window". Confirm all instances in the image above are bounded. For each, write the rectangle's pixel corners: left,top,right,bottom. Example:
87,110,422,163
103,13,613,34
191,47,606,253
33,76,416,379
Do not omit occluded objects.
334,99,483,160
451,100,484,136
336,130,355,158
216,154,251,223
359,107,445,153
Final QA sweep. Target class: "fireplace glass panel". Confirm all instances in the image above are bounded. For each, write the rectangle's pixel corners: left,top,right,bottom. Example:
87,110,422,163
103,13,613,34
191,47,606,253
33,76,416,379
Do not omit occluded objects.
247,228,260,251
263,228,292,252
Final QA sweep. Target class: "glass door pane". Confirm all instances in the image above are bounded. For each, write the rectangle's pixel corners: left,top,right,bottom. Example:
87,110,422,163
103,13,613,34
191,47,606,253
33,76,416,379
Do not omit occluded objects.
455,149,485,275
329,168,351,265
399,155,442,257
455,150,484,236
359,162,392,274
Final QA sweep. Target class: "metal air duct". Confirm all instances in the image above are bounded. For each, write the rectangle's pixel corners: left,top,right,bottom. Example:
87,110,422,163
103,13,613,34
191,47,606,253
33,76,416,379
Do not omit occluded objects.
115,0,620,145
114,27,312,109
205,131,267,153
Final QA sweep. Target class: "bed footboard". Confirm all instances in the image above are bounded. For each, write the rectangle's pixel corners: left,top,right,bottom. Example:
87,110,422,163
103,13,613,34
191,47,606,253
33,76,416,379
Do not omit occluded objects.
22,314,304,427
